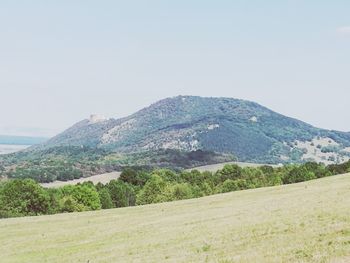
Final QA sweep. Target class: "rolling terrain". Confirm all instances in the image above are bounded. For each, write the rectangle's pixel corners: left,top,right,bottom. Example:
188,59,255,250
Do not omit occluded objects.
2,96,350,183
2,173,350,262
42,96,350,164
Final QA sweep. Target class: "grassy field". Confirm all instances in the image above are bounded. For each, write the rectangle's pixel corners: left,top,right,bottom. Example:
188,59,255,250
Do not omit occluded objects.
2,174,350,262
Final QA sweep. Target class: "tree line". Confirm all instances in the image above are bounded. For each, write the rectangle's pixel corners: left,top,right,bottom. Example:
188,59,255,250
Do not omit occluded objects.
1,160,350,219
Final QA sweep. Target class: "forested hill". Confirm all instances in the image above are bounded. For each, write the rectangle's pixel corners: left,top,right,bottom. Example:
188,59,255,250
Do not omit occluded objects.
42,96,350,164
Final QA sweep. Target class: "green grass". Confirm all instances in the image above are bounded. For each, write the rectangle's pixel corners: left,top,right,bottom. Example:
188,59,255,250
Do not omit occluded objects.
2,174,350,262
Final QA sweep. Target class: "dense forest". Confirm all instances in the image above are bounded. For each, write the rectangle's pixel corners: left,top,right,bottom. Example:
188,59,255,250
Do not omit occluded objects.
1,160,350,219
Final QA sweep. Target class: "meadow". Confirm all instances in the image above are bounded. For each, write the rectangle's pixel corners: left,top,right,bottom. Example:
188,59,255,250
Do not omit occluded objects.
1,173,350,262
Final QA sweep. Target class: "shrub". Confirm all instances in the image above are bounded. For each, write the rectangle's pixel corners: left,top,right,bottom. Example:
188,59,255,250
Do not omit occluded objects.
167,183,193,201
98,188,114,209
108,180,136,208
59,184,101,211
59,195,86,212
215,164,242,183
283,167,316,184
0,179,50,217
136,175,169,205
220,179,240,193
119,168,150,186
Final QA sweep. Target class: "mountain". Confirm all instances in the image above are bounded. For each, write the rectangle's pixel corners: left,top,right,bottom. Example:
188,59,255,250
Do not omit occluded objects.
42,96,350,164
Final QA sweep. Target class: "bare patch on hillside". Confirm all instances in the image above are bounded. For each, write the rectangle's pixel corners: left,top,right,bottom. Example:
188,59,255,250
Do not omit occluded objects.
293,137,349,165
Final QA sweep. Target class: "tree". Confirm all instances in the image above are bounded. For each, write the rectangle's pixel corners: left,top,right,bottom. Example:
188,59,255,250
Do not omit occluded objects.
58,184,101,212
0,179,50,217
119,168,150,186
303,162,330,178
98,188,114,209
283,166,316,184
108,180,136,208
167,183,193,201
220,179,240,193
215,164,242,183
119,168,138,185
155,169,179,182
136,175,168,205
59,195,85,212
46,188,61,214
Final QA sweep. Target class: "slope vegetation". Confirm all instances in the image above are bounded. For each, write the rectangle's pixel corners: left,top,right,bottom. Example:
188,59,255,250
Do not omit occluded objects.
43,96,350,164
2,96,350,183
1,174,350,262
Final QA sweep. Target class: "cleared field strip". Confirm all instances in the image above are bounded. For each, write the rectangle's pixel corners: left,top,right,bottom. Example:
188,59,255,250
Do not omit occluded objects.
188,161,278,172
40,172,121,188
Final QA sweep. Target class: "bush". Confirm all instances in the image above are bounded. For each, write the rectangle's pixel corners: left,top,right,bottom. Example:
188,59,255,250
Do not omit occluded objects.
108,180,136,208
98,188,114,209
136,175,169,205
119,168,150,186
0,179,50,217
59,184,101,212
220,179,240,193
283,166,316,184
167,183,193,201
215,164,242,183
59,195,86,212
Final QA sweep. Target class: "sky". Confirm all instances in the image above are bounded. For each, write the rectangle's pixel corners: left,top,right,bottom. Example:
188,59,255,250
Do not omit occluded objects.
1,0,350,137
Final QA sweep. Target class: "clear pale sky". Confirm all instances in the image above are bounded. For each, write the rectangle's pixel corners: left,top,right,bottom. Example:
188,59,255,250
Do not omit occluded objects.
1,1,349,137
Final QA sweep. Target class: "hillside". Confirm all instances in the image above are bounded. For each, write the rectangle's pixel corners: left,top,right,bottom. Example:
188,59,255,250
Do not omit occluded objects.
2,96,350,183
43,96,350,164
2,173,350,262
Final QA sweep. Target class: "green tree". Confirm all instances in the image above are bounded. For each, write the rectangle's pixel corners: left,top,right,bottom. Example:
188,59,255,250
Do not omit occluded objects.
0,179,50,218
108,180,136,208
98,188,114,209
59,195,86,212
215,164,242,183
119,168,139,185
59,184,101,211
136,175,169,205
166,183,193,201
283,166,316,184
119,168,150,186
220,179,240,193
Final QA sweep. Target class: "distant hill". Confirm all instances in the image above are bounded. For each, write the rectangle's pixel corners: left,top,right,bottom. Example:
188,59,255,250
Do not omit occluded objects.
42,95,350,164
0,135,48,145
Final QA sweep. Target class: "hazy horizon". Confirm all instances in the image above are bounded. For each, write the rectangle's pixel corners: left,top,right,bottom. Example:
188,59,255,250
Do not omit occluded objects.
1,1,350,136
